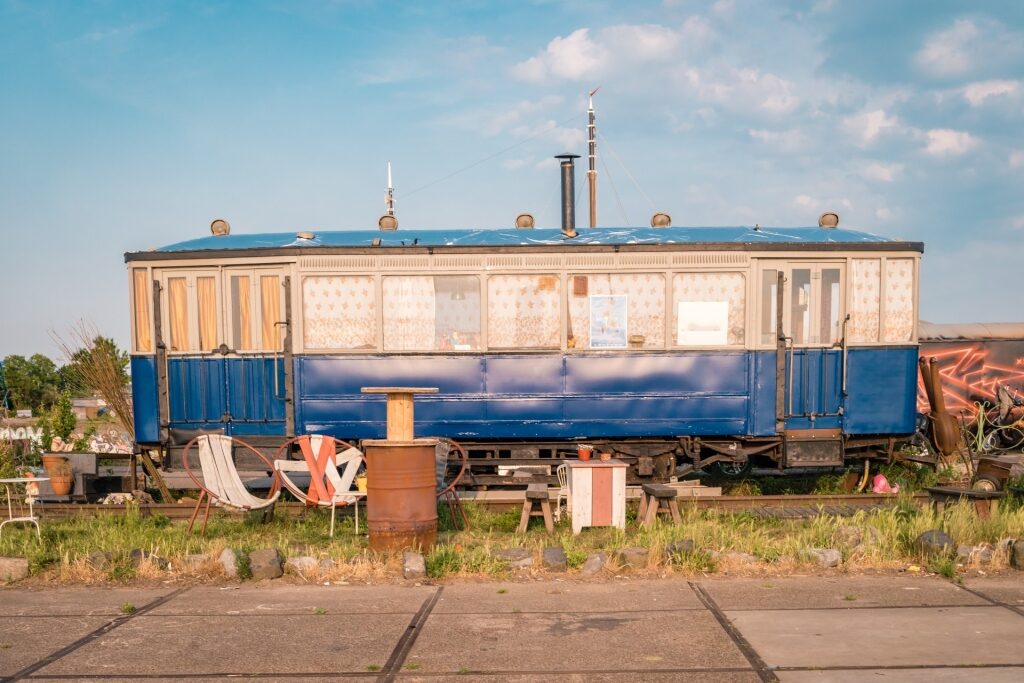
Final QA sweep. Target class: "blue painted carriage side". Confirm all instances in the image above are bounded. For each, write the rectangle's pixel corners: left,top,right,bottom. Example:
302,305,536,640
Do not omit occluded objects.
843,346,918,435
130,355,160,444
164,357,286,436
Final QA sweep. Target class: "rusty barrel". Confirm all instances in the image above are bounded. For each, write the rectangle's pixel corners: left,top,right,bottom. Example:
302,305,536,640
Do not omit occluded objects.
363,438,438,551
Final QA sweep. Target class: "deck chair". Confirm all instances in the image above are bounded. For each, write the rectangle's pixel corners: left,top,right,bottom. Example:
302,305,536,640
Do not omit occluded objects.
554,463,571,522
274,435,365,537
181,434,281,536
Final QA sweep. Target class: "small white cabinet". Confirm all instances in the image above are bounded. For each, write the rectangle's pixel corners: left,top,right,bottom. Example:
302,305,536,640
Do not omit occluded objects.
567,460,627,535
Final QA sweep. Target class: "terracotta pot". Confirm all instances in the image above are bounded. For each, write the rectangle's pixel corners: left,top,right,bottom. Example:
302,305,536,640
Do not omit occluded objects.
577,445,593,461
599,451,612,462
41,454,68,476
50,471,74,496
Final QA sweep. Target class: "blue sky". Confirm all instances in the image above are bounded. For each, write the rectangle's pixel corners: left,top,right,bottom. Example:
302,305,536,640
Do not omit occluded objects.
1,0,1022,357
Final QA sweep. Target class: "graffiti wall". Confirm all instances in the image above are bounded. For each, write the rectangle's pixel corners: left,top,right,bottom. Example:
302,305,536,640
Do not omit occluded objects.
918,340,1024,417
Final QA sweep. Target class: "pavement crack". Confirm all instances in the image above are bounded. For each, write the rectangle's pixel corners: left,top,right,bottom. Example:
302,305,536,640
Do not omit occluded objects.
379,586,442,682
4,586,190,683
690,581,777,683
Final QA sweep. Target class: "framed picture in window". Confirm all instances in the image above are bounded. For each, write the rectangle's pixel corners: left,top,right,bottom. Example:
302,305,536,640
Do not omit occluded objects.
589,294,628,349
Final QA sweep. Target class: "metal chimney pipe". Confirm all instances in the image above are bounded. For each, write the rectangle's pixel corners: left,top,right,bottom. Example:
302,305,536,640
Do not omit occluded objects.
555,153,580,238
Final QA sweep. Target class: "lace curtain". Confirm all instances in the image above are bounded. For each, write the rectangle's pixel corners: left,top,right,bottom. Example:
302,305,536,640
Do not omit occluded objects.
383,276,436,351
849,259,881,343
487,275,560,348
568,273,664,349
167,277,189,352
672,272,745,346
303,276,377,349
884,259,914,342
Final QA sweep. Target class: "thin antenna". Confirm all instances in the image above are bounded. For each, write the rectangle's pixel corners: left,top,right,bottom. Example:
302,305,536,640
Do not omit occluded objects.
587,86,600,229
385,161,395,217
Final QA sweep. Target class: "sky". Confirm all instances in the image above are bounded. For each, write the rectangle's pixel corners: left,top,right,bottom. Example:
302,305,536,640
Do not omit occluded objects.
1,0,1022,358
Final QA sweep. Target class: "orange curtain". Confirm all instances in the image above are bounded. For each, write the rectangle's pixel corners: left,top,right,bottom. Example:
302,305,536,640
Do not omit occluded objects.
133,269,152,352
168,278,189,351
197,277,218,351
261,275,281,350
234,275,252,349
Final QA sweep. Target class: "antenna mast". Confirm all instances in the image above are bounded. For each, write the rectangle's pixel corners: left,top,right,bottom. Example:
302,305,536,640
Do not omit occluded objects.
385,161,395,216
587,87,599,228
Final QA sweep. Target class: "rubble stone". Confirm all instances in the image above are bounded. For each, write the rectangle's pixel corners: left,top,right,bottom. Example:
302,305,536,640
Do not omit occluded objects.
402,551,426,579
1011,540,1024,570
665,539,696,559
542,547,567,571
285,556,319,574
614,547,649,569
0,557,29,582
834,526,863,549
494,548,533,569
805,548,842,568
915,530,954,556
248,548,284,580
87,550,112,571
580,552,607,576
219,548,239,578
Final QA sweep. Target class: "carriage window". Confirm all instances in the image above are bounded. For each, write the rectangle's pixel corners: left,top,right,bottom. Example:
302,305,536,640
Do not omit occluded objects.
229,275,253,350
383,275,481,351
197,276,219,351
820,268,842,345
132,269,152,352
849,259,881,343
672,272,745,346
884,258,915,342
260,275,282,350
760,269,778,345
567,273,664,350
487,275,560,349
167,277,189,352
303,275,376,350
790,268,812,345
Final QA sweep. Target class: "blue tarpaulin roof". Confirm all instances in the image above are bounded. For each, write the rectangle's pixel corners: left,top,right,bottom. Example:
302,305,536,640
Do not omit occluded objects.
153,226,903,253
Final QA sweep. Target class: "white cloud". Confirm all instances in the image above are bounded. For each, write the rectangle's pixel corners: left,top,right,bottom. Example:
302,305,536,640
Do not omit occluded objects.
792,194,818,210
1010,150,1024,168
1011,216,1024,231
962,79,1019,106
748,128,806,152
510,28,609,83
915,19,980,77
502,158,528,171
843,109,898,146
924,129,978,157
876,207,893,221
682,66,799,114
710,0,735,19
862,162,903,182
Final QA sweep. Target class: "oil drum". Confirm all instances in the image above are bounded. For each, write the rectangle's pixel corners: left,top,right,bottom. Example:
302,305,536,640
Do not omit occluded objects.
363,438,438,551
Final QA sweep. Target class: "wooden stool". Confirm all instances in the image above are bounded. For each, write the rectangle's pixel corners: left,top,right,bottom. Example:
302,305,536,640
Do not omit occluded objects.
517,484,554,533
638,483,682,527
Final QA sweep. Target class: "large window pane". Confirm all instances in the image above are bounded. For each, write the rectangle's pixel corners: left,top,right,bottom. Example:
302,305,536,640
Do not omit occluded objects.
673,272,745,346
383,275,481,351
303,275,377,350
487,275,560,349
760,269,778,345
849,259,880,343
819,268,842,345
567,273,664,350
260,276,282,350
197,276,218,351
230,275,253,350
132,269,152,352
790,268,811,345
884,258,914,342
167,277,189,352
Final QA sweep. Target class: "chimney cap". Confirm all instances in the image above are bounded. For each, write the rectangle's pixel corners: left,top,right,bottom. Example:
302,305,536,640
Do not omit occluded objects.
378,215,399,231
554,153,580,161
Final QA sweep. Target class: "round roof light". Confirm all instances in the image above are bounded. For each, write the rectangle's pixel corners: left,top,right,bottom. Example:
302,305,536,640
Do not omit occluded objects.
378,215,399,231
296,231,316,240
515,213,535,229
818,212,840,229
210,218,231,236
650,212,672,228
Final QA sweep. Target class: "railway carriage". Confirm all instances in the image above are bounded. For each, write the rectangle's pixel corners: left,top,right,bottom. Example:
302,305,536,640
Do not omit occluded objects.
125,222,922,483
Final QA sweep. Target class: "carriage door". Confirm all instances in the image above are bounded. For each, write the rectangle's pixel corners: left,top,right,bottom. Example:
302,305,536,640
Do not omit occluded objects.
762,262,847,464
222,268,289,435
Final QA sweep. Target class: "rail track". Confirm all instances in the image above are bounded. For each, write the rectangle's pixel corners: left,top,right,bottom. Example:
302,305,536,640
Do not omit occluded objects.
32,492,928,521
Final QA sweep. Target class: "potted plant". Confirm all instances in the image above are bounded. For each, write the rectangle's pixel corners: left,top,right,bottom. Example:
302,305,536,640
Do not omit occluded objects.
50,459,74,496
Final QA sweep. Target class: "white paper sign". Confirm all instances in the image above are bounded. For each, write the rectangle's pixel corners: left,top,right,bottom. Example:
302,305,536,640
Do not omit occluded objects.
677,301,729,345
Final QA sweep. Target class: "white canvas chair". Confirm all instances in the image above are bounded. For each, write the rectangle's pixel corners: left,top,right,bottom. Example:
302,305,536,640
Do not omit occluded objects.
181,434,282,536
274,435,365,537
554,463,571,522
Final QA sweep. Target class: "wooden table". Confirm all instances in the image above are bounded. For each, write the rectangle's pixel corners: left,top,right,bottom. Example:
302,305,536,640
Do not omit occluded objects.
567,460,627,535
361,387,438,441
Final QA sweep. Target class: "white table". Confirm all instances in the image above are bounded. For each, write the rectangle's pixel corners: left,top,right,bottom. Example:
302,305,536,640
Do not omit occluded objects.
0,477,48,539
567,460,627,535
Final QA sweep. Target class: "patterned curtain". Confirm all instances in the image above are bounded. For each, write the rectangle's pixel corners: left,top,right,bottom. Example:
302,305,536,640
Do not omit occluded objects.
197,277,218,351
167,277,189,352
383,276,436,351
487,275,560,348
260,276,282,350
568,274,665,349
672,272,746,346
132,269,152,352
849,259,880,343
884,259,914,342
303,276,377,350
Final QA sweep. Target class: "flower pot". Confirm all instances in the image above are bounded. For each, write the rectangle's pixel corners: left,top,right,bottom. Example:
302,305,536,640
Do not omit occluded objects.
50,471,74,496
41,454,69,477
599,451,612,462
577,445,593,461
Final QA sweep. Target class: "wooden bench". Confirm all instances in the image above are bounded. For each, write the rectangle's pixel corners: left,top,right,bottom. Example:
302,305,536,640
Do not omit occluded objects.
517,483,554,533
637,483,682,527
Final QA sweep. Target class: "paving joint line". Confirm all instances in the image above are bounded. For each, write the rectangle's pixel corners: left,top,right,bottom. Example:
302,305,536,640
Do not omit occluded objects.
690,581,777,683
379,586,443,682
389,666,761,677
952,582,1024,619
775,663,1024,672
4,587,190,683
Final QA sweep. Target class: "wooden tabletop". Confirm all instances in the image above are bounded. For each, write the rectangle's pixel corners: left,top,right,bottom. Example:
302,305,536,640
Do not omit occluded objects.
567,459,627,468
360,387,439,394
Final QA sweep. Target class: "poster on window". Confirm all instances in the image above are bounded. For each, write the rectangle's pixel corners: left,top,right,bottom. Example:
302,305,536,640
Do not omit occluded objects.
677,301,729,345
589,294,628,348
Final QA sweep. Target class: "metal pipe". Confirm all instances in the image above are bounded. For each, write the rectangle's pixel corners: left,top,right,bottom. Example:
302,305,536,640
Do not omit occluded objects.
841,314,850,396
555,154,579,238
587,89,598,228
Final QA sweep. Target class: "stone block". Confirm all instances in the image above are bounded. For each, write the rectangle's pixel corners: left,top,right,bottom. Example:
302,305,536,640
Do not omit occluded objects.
614,547,650,569
248,548,284,580
403,551,426,579
805,547,841,568
494,548,533,569
542,547,567,571
580,552,607,576
87,550,112,571
0,557,29,581
916,530,954,556
285,556,319,574
219,548,239,578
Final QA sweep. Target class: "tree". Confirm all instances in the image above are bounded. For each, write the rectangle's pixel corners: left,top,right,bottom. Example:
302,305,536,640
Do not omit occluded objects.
60,336,130,395
1,353,61,411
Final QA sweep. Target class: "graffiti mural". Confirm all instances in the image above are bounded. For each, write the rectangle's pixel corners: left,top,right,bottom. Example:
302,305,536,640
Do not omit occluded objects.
917,340,1024,417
